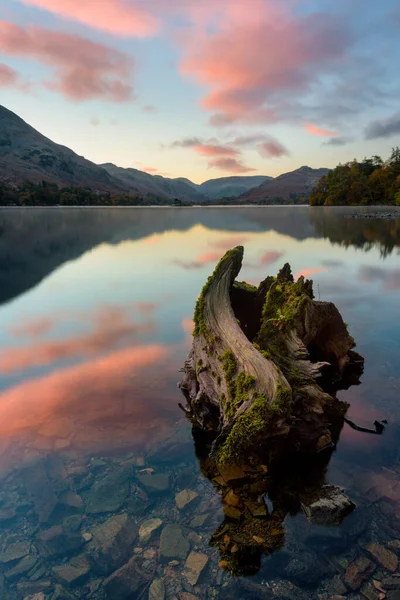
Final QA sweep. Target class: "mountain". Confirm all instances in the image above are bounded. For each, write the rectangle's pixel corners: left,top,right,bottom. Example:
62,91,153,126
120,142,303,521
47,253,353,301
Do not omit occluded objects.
239,166,330,203
0,105,127,193
198,176,272,199
100,163,206,202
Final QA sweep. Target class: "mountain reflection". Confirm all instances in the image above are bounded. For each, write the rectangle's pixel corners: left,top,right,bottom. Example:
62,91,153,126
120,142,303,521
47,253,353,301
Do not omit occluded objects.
0,206,398,306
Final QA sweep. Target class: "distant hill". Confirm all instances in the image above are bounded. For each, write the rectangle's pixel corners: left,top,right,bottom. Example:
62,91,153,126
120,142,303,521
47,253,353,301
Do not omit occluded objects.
198,176,272,199
100,163,206,202
240,166,330,203
0,105,127,194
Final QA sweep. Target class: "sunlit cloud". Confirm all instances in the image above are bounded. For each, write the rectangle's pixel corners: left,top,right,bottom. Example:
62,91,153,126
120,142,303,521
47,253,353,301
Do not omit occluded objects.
260,250,284,266
257,139,289,158
143,104,157,113
294,267,327,279
208,157,255,174
10,315,57,339
359,265,400,291
0,21,134,101
304,123,338,137
210,236,250,250
0,309,154,374
194,144,239,158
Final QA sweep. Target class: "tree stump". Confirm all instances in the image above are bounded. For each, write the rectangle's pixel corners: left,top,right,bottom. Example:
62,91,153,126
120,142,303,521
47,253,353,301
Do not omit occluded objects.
179,246,363,466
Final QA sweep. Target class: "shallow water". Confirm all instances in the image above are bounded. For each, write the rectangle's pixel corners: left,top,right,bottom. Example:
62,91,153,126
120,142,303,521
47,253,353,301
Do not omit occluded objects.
0,206,399,599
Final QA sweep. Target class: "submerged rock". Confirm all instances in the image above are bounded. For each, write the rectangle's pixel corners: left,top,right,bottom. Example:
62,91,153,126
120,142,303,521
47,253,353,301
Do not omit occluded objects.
137,473,170,494
0,540,30,564
184,552,208,585
52,555,90,588
300,485,355,526
88,514,138,575
175,490,199,511
344,556,376,590
86,468,131,514
365,542,398,572
149,578,165,600
139,518,163,543
159,525,190,561
102,556,149,600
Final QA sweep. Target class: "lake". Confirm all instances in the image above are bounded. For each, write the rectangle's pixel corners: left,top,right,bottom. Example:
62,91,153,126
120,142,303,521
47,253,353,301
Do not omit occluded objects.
0,206,399,600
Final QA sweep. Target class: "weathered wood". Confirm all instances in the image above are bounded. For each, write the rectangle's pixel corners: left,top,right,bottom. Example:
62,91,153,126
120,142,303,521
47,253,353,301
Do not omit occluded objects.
180,246,363,465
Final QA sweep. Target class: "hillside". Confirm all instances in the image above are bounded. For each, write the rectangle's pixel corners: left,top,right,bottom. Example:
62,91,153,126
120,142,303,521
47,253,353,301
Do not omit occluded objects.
100,163,206,202
198,176,271,199
0,105,128,194
240,166,330,203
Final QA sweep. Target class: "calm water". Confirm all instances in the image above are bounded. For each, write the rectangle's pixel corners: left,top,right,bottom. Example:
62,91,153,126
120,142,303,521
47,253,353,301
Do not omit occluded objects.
0,206,399,600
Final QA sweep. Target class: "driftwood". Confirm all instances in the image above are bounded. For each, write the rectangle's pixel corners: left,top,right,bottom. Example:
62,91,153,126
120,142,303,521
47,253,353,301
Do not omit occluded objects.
180,246,364,466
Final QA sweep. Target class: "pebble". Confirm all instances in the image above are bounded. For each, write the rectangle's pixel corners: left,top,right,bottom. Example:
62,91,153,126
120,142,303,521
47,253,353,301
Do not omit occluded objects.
184,552,209,586
139,518,163,542
82,532,92,543
366,543,398,573
175,490,199,510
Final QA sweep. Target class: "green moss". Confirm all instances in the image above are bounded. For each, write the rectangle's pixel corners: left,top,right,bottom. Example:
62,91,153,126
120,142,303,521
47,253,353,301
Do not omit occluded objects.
216,375,222,386
232,280,258,294
197,359,203,367
219,350,237,379
215,384,292,465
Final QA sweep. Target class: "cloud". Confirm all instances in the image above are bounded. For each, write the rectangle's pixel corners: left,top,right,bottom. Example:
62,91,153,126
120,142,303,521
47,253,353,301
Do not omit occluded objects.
180,4,351,126
324,137,351,146
170,137,203,149
90,117,100,126
359,265,400,291
194,144,239,157
294,267,327,279
364,112,400,140
0,21,134,101
0,62,22,88
211,236,250,250
0,308,153,374
19,0,159,37
304,123,338,137
142,166,159,173
257,139,288,158
143,104,157,113
173,251,222,270
208,157,255,173
10,315,56,339
260,251,284,266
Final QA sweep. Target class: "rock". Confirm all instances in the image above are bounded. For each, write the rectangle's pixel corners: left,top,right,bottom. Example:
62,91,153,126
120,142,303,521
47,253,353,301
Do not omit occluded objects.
366,543,399,572
139,518,163,543
86,468,131,514
82,532,92,543
176,490,199,511
286,552,331,586
388,540,400,551
223,490,241,508
329,575,347,596
59,492,84,512
4,555,38,582
245,500,267,517
0,540,30,563
137,474,170,494
102,556,149,600
190,514,209,528
382,576,400,590
17,581,51,596
344,557,376,590
88,514,138,575
387,591,400,600
51,584,77,600
219,465,246,482
223,505,241,520
361,583,382,600
184,552,208,586
149,578,165,600
0,507,17,522
52,555,90,588
36,525,83,557
23,462,58,522
160,525,190,562
178,594,200,600
23,594,45,600
301,485,355,526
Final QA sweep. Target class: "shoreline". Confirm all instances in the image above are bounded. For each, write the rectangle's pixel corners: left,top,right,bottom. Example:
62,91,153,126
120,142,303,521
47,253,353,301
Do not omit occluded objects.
0,204,399,210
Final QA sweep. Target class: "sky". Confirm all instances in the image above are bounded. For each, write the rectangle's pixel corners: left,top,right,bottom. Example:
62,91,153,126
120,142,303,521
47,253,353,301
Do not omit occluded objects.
1,0,400,183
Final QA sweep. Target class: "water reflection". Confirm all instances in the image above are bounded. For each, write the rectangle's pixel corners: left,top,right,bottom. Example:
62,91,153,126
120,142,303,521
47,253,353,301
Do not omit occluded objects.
0,207,398,599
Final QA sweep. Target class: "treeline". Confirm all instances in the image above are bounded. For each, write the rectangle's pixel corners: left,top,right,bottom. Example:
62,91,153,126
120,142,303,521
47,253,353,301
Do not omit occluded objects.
0,181,172,206
309,148,400,206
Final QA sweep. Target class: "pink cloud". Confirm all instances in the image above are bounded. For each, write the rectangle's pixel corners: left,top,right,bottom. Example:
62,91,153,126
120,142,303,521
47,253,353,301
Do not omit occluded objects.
0,62,21,87
304,123,338,137
143,104,157,112
211,236,250,250
10,315,56,339
260,251,284,266
143,166,159,173
196,252,222,264
258,139,288,158
208,157,255,173
19,0,158,37
180,4,349,126
0,310,153,374
193,144,239,157
0,21,134,101
294,267,327,279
